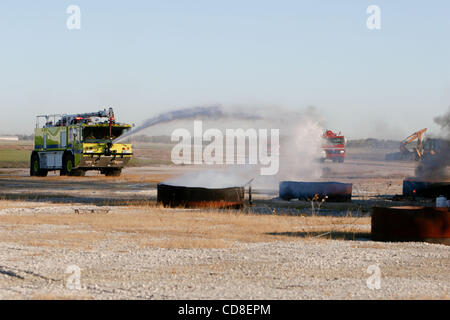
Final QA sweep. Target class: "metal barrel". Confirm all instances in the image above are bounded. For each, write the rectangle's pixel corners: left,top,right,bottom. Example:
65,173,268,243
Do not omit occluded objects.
279,181,352,202
403,179,450,198
157,183,245,209
372,206,450,245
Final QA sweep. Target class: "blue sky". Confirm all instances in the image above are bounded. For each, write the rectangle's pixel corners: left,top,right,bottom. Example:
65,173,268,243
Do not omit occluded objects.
0,0,449,139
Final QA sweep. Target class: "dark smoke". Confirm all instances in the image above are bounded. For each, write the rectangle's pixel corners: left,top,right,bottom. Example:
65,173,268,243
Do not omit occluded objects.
415,107,450,180
434,107,450,132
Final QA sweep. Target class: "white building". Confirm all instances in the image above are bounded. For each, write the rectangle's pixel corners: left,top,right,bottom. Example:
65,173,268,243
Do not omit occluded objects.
0,136,19,141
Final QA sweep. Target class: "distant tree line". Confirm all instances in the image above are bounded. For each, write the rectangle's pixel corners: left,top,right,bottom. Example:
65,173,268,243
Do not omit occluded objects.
10,133,402,149
15,134,34,141
126,135,173,143
126,135,403,149
346,138,400,149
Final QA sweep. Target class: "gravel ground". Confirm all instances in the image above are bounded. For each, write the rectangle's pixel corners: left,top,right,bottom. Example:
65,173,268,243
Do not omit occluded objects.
0,224,448,299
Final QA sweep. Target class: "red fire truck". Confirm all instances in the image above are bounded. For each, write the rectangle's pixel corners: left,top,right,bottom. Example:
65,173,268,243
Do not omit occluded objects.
321,130,345,163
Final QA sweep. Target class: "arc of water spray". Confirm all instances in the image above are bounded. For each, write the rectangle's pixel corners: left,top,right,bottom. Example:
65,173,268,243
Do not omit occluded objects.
113,105,262,143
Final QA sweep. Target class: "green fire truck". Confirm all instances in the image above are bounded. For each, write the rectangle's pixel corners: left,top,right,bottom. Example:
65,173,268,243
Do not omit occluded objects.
30,108,133,177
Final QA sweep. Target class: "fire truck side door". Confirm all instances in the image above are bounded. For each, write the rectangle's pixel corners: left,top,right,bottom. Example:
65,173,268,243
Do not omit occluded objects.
69,128,74,147
60,130,67,148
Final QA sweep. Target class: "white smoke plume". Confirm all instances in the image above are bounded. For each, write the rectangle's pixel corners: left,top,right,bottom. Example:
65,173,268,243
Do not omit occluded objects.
163,168,253,188
159,106,325,190
279,118,324,180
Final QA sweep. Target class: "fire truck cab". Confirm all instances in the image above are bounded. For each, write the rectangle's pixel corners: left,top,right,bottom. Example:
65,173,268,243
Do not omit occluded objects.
321,130,346,163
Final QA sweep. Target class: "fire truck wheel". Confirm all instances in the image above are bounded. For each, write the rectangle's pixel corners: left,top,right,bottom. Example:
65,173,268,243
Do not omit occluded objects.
30,153,48,177
30,153,39,176
61,153,75,176
104,168,122,177
70,169,86,176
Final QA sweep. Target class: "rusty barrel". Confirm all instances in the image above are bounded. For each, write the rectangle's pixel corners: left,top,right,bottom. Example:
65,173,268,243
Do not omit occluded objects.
403,179,450,198
157,183,245,209
279,181,352,202
372,206,450,245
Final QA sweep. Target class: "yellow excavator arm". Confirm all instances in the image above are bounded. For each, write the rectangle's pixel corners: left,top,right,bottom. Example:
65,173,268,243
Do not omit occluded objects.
400,128,427,159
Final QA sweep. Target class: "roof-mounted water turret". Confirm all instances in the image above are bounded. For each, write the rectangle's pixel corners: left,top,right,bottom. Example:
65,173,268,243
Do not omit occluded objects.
36,107,115,127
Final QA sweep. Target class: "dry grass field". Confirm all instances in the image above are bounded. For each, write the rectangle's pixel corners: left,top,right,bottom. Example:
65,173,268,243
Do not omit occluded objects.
0,205,370,250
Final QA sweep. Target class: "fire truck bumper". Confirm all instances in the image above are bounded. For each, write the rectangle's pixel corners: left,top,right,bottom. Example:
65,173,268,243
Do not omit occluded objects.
326,154,345,159
78,155,132,169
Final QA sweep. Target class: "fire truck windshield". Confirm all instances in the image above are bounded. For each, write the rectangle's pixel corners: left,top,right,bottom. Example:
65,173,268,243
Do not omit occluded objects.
325,137,344,145
82,126,130,142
